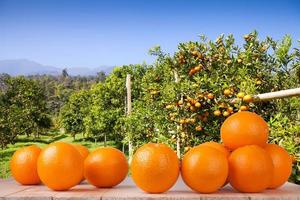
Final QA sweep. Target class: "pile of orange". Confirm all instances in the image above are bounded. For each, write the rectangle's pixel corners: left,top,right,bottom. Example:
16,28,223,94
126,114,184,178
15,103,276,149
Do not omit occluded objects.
10,111,293,194
130,111,293,194
10,142,128,191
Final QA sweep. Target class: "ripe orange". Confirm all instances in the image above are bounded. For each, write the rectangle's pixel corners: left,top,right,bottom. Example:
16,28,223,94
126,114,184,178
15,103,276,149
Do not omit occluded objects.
227,107,234,113
181,145,228,193
73,144,89,160
37,142,83,191
228,145,273,193
264,144,292,189
214,110,221,116
195,125,203,131
239,105,248,111
10,145,41,185
221,111,269,150
199,141,230,158
223,111,230,117
207,93,214,99
84,147,128,188
243,95,253,103
73,144,90,181
195,102,201,108
223,89,231,96
131,143,179,193
198,142,231,187
237,92,245,99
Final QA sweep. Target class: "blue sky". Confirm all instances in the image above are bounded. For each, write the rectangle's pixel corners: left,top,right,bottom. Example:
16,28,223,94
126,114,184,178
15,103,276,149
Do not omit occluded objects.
0,0,299,69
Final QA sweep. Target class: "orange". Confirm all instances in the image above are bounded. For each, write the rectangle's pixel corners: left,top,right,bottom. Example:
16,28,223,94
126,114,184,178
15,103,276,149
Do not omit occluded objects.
73,144,90,181
181,145,228,193
199,141,230,158
37,142,83,191
73,144,89,159
264,144,292,189
198,141,230,187
221,111,269,150
131,143,179,193
228,145,273,193
84,147,128,188
10,145,41,185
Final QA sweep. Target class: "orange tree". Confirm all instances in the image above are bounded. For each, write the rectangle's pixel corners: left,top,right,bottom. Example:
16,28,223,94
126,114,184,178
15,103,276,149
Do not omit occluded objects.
124,32,299,181
84,64,148,147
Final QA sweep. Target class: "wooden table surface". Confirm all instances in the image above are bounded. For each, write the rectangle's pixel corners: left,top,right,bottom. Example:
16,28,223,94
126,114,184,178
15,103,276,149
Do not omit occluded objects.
1,176,300,200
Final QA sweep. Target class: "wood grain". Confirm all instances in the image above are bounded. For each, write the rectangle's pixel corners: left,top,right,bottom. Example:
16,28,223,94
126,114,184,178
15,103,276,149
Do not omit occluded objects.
0,177,299,200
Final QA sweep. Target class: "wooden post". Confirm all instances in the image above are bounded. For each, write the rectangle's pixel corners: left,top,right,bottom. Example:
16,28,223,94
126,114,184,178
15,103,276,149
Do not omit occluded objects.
174,70,181,158
254,88,300,102
126,74,133,163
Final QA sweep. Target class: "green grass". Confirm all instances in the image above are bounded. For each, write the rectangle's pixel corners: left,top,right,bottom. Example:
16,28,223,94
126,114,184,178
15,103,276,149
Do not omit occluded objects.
0,131,117,179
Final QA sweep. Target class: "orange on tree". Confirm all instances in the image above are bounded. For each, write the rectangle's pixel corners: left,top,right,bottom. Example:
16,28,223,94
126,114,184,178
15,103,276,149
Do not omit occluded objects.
264,144,292,189
131,143,179,193
237,92,245,99
165,104,173,109
10,145,41,185
84,147,128,188
239,105,248,111
37,142,83,191
227,107,234,113
194,65,202,71
213,110,221,116
207,93,214,99
195,102,201,108
221,111,269,150
223,111,230,117
228,145,273,193
256,80,262,85
195,125,203,131
181,145,228,193
223,89,231,96
243,94,253,103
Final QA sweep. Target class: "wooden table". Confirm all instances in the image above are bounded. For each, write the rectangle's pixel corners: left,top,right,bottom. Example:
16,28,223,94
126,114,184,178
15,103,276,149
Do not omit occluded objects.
1,176,300,200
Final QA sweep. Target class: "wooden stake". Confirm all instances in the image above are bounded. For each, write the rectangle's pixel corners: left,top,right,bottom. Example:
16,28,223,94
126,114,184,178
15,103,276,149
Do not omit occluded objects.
174,70,181,158
254,87,300,102
126,74,133,163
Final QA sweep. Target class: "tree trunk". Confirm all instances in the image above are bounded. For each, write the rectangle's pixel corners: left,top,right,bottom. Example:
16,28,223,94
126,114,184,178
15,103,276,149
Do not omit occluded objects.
104,133,107,147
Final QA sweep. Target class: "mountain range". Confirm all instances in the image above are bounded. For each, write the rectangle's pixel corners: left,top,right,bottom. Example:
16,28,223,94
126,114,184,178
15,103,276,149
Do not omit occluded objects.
0,59,114,76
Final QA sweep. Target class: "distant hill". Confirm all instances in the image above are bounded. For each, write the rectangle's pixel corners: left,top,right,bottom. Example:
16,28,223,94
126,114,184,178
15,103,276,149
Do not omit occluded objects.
0,59,113,76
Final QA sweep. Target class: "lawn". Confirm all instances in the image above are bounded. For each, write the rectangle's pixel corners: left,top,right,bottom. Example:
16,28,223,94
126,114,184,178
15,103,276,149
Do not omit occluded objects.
0,131,117,179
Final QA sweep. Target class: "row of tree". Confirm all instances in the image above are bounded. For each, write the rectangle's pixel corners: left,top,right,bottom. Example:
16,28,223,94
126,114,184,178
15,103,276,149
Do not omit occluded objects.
0,70,105,148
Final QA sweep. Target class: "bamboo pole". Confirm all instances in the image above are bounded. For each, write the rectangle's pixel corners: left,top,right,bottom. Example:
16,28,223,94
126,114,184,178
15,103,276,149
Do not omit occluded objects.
253,88,300,102
126,74,133,163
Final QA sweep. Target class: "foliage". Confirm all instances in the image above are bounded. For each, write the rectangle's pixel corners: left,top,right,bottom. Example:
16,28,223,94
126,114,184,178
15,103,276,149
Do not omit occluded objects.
59,89,91,139
0,76,51,148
